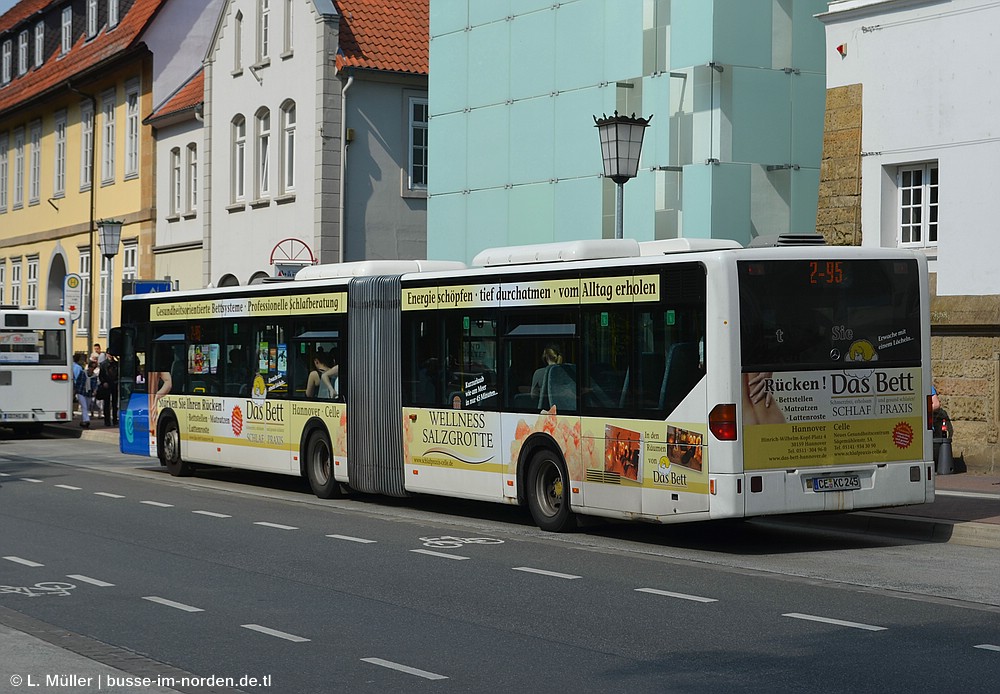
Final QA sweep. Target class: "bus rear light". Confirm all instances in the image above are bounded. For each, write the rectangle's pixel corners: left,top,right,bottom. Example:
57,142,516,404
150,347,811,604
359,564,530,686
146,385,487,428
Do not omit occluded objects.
709,403,737,440
57,412,68,420
709,478,717,495
58,317,66,325
51,373,69,381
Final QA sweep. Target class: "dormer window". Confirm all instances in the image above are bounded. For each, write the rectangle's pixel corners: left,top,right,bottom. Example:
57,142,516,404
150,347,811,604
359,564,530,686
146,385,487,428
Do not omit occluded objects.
61,7,73,54
87,0,98,38
34,22,44,67
17,31,27,75
109,0,119,28
2,41,11,84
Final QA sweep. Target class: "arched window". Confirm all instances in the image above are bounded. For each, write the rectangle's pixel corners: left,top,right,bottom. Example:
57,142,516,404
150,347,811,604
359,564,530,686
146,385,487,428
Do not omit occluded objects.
169,147,181,216
232,115,246,202
256,108,270,198
280,100,295,194
218,274,239,288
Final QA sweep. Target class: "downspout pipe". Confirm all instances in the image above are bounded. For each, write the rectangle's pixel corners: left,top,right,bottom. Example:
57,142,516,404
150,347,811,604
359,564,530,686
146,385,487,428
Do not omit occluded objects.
339,75,353,263
67,81,97,353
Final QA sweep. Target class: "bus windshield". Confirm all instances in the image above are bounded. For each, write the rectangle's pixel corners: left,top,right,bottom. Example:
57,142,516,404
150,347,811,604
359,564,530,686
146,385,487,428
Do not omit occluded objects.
0,327,68,365
738,258,922,371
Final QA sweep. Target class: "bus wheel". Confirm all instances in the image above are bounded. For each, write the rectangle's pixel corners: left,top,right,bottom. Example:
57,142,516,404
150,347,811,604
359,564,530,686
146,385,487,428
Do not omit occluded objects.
306,430,341,499
526,449,576,532
160,417,193,477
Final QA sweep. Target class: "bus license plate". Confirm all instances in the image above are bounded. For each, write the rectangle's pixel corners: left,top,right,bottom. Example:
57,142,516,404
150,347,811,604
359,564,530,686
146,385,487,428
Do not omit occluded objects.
812,475,861,492
1,412,30,420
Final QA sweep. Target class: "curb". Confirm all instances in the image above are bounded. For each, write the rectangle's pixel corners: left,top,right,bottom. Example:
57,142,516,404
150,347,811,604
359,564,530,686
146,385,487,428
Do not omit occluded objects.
758,511,1000,549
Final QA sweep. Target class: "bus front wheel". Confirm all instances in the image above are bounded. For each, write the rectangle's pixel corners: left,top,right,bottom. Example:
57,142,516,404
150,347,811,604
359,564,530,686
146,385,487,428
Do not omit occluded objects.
306,430,341,499
160,417,193,477
526,449,576,532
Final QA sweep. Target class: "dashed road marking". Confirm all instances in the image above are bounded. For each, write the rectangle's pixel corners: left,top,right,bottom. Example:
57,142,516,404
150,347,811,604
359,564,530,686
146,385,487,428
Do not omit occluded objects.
143,596,204,613
95,492,124,498
635,588,718,603
67,575,115,587
21,478,43,483
55,484,82,490
974,644,1000,652
140,501,174,508
782,613,886,632
409,549,469,560
512,567,581,580
241,624,310,642
361,658,447,681
326,534,377,543
254,522,298,530
193,511,232,518
3,556,44,568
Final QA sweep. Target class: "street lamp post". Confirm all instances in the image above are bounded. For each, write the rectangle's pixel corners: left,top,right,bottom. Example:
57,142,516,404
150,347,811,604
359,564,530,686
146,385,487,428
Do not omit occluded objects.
594,112,652,239
97,219,123,345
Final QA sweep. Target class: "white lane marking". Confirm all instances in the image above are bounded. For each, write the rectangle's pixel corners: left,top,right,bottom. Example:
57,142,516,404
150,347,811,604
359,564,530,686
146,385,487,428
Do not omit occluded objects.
326,534,377,544
55,484,82,490
783,613,886,632
95,492,124,498
361,658,448,681
512,567,581,580
3,556,44,568
241,624,310,642
254,522,298,530
938,490,1000,500
143,596,204,613
974,644,1000,652
0,471,10,476
193,510,232,518
409,549,469,561
140,501,174,508
21,478,43,483
67,574,115,587
635,588,718,603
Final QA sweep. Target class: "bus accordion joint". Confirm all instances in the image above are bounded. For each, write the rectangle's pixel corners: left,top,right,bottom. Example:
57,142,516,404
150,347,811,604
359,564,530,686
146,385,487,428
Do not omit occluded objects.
709,403,737,441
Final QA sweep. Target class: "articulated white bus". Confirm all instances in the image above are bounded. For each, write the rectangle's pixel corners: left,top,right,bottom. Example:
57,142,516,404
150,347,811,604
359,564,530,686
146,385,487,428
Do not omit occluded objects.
0,308,74,434
116,236,934,531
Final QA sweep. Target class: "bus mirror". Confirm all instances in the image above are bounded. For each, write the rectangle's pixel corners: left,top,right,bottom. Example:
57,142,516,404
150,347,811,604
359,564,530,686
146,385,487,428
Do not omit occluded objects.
108,327,122,357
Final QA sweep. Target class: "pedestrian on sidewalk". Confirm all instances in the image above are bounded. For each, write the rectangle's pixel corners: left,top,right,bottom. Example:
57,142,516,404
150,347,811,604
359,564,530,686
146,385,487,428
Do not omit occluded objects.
72,353,90,427
98,354,119,426
86,358,102,420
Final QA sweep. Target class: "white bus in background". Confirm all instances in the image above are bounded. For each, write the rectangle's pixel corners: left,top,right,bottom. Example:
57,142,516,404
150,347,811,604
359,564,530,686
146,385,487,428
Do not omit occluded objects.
0,308,74,434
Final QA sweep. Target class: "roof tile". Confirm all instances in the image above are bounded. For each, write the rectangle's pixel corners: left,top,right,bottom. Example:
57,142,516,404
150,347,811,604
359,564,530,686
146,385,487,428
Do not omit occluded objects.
149,68,203,121
336,0,428,75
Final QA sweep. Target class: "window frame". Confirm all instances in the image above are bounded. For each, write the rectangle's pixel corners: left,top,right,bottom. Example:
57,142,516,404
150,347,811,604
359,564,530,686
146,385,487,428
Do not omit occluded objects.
186,143,198,213
897,163,938,249
54,112,67,197
34,21,44,68
87,0,99,38
28,121,40,205
2,40,12,84
0,132,8,212
25,256,38,309
78,249,90,334
62,7,73,54
101,89,116,184
169,146,181,217
80,100,94,190
408,96,428,191
109,0,120,28
257,0,270,63
280,101,295,194
12,127,24,210
256,108,270,199
10,258,21,308
18,30,28,76
125,80,140,178
232,115,246,202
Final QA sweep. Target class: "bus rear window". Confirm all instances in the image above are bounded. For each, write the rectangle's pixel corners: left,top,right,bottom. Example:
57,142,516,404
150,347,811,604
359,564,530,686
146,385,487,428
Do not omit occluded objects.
739,259,922,371
0,329,67,365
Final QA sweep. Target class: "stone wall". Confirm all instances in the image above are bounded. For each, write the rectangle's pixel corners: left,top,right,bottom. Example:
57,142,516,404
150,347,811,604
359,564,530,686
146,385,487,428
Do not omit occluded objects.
816,84,862,246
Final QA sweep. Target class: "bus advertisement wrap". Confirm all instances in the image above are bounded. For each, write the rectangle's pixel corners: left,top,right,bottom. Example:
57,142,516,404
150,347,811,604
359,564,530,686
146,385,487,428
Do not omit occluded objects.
150,292,348,322
742,366,924,469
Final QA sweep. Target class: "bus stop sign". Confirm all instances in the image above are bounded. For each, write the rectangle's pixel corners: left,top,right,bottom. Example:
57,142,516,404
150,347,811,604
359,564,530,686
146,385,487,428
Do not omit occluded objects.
63,273,82,322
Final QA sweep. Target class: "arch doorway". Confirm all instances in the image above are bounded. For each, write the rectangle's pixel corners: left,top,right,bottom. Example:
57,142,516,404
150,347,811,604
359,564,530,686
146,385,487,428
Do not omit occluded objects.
46,253,68,310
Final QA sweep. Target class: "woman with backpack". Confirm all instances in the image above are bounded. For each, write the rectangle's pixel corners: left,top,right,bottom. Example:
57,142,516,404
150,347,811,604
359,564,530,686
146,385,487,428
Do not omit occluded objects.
98,355,120,426
72,353,90,428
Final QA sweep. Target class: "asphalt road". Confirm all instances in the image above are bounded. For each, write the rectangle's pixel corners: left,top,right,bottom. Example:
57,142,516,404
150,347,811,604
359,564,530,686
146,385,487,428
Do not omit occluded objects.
1,438,999,693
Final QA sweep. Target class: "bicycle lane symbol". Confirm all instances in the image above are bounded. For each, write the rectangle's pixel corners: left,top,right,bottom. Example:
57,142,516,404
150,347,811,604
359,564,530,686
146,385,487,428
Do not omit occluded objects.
418,536,505,549
0,582,77,597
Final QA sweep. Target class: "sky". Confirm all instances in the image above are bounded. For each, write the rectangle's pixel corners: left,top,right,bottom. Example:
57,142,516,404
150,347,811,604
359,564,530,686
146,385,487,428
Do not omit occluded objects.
0,1,18,19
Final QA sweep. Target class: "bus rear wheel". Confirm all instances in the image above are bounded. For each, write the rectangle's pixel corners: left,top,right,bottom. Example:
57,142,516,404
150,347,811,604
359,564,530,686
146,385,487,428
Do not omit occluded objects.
160,417,193,477
306,430,342,498
526,449,576,532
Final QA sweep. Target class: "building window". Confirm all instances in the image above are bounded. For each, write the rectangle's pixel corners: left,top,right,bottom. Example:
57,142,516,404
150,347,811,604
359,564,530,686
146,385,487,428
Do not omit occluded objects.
18,30,28,75
13,128,23,209
232,115,246,202
78,250,90,333
25,256,38,309
408,97,428,189
898,164,938,248
62,7,73,54
283,0,293,54
101,90,116,183
122,242,137,281
109,0,119,28
28,122,40,204
10,258,21,308
0,260,5,304
256,108,270,198
234,11,243,72
2,40,11,83
186,143,198,212
87,0,98,38
54,113,66,197
80,101,94,189
280,101,295,193
99,255,110,335
0,133,7,212
258,0,270,62
125,81,139,177
34,22,44,67
169,147,181,216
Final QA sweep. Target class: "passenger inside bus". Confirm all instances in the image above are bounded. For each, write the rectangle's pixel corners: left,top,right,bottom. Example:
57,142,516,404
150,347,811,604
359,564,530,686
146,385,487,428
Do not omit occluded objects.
306,352,339,399
530,345,563,398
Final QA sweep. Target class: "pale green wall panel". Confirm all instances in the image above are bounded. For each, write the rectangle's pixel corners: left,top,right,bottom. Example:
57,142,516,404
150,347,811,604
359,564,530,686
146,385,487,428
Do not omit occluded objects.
602,0,643,83
681,163,714,238
711,163,753,244
467,105,510,190
792,0,830,74
714,0,773,68
642,74,671,166
510,10,556,101
510,0,548,17
468,21,510,108
470,0,511,27
670,0,714,69
430,0,468,36
729,67,790,164
553,178,602,242
509,97,555,182
427,193,469,261
553,88,606,178
428,111,468,195
791,168,820,234
466,188,510,257
555,1,605,92
509,183,555,245
791,72,825,165
429,31,469,115
623,171,656,241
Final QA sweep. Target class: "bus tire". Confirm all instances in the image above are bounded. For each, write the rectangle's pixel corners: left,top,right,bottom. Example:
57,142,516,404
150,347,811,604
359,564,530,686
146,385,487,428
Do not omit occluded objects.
526,449,576,532
160,416,193,477
305,430,341,499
